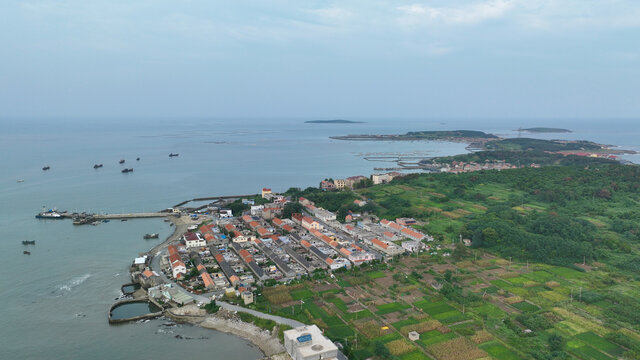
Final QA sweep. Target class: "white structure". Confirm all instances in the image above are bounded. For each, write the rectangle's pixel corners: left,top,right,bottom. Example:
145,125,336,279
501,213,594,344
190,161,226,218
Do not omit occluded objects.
372,173,393,184
219,208,233,218
408,331,420,341
184,233,206,248
402,240,423,253
250,205,264,216
314,208,336,222
284,325,339,360
301,216,322,231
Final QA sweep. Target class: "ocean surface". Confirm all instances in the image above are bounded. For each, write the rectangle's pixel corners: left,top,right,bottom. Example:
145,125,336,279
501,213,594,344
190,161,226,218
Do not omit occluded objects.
1,118,638,359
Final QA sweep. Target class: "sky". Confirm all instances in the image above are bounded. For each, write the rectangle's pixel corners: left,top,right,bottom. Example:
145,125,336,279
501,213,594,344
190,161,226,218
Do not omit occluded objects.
1,0,639,119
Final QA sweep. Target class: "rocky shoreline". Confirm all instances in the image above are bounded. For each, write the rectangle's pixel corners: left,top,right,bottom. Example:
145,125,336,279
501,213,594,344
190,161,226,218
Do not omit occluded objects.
166,305,288,359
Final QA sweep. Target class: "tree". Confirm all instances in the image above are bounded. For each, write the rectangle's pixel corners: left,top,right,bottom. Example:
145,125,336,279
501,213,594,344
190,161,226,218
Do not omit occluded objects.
282,202,303,219
204,300,220,314
374,341,391,359
548,334,565,352
453,243,470,260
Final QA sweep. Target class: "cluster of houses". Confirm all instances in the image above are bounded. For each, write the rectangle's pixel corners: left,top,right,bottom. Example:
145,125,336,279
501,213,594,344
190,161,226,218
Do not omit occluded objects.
135,176,441,306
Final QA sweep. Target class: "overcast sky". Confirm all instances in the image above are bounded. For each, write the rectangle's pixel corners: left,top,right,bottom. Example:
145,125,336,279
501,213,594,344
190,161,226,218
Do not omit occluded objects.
1,0,639,119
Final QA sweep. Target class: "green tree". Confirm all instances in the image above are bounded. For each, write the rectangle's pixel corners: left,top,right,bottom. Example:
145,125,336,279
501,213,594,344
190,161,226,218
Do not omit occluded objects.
204,300,220,314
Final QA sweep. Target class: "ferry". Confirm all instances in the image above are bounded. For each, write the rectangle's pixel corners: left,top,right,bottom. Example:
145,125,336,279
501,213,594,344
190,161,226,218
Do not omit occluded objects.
36,209,64,219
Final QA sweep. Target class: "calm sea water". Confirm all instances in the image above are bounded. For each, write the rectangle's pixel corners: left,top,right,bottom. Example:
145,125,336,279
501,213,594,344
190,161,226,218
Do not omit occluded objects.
1,118,638,359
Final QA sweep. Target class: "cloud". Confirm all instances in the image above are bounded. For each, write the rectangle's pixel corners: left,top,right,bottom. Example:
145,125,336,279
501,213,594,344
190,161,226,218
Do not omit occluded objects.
397,0,515,26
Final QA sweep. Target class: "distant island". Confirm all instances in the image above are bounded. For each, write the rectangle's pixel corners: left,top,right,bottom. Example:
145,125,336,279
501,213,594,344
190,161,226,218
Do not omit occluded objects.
305,120,365,124
331,130,497,141
518,127,572,133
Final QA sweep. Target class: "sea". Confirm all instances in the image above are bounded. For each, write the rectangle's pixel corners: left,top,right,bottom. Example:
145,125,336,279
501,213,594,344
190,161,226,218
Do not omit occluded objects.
1,118,638,360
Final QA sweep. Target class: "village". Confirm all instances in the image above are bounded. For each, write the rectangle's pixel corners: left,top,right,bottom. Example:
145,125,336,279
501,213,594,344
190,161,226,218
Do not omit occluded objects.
131,173,444,310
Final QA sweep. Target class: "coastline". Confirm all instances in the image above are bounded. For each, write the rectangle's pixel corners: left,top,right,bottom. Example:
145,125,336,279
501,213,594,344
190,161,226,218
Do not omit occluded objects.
166,305,287,358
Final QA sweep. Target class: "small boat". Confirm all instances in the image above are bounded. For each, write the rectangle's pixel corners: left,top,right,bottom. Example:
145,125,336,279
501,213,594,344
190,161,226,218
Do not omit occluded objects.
36,209,64,219
23,251,31,255
121,219,128,222
143,233,159,239
136,157,140,161
121,168,133,173
17,179,25,183
22,240,36,245
102,219,110,223
91,221,101,226
42,166,50,171
119,159,125,164
93,164,103,169
169,153,179,157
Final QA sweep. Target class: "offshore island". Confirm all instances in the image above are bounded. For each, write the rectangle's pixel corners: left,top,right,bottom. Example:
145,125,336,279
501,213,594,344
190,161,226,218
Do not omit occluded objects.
42,132,640,360
306,120,366,124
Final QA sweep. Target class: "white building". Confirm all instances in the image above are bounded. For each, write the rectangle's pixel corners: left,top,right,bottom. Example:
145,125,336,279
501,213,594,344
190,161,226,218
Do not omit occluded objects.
250,205,264,216
314,208,336,222
402,240,423,253
372,173,393,184
284,325,339,360
184,233,206,248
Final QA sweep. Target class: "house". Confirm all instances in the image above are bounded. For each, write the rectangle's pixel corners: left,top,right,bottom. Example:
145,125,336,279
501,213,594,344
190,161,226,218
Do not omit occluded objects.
314,208,336,222
219,208,233,218
200,272,215,289
250,205,264,216
242,198,255,205
334,179,346,189
396,217,417,226
383,231,398,241
242,291,254,305
401,227,425,241
184,232,206,248
371,238,404,256
345,175,367,188
170,259,187,279
284,325,339,360
371,173,394,184
320,180,336,191
301,216,322,231
402,240,423,253
262,188,272,199
354,199,367,207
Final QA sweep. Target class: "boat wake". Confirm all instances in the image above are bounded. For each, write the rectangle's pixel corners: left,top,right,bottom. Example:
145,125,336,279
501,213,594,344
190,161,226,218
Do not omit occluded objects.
55,273,91,295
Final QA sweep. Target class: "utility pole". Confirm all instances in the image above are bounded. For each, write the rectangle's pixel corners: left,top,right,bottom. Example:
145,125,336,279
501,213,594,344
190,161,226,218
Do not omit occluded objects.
579,287,582,302
570,288,573,303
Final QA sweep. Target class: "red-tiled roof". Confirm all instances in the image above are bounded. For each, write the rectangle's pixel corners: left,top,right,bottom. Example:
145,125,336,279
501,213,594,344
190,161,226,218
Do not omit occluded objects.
300,240,311,248
272,218,283,225
339,248,351,256
257,227,269,236
142,269,154,278
401,227,424,239
283,224,293,232
372,238,389,249
249,221,259,228
201,272,214,288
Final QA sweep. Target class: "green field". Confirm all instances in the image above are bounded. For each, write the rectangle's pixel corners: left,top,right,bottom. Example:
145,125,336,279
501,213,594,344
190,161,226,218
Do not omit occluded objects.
480,341,521,360
575,332,624,357
376,302,411,315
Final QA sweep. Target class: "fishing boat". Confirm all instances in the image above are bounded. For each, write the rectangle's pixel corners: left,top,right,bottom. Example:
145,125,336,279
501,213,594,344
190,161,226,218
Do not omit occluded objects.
119,159,125,164
23,251,31,255
121,168,133,173
17,179,25,183
169,153,179,157
143,233,159,239
42,166,50,171
93,164,103,169
136,157,140,161
22,240,36,245
36,208,64,219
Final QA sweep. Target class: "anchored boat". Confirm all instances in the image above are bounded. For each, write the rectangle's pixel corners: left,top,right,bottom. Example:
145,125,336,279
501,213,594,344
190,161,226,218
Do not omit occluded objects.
36,209,64,219
143,233,159,239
